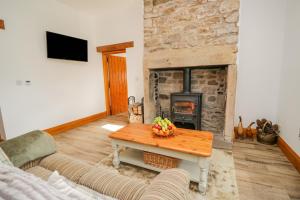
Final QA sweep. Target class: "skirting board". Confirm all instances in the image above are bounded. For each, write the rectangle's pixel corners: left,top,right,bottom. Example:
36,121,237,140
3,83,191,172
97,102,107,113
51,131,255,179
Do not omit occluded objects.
44,112,107,135
278,137,300,173
233,127,299,173
0,19,4,30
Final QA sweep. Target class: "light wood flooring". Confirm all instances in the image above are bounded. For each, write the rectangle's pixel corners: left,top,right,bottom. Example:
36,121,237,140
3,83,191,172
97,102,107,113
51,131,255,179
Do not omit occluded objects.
54,113,128,165
54,114,300,200
233,140,300,200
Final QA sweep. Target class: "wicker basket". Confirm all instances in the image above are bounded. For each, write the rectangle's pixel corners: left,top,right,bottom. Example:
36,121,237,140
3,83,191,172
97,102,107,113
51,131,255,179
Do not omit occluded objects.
143,151,178,169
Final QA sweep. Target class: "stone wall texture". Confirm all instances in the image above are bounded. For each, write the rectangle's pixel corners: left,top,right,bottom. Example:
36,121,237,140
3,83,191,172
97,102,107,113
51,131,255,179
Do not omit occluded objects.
150,68,227,135
144,0,239,53
144,0,239,138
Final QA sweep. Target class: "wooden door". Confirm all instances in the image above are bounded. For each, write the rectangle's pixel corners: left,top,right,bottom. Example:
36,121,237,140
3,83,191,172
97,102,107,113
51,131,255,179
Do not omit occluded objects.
108,55,128,115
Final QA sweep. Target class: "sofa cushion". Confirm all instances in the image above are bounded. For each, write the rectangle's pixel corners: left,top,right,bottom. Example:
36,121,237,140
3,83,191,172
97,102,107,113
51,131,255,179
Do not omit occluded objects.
26,166,53,181
0,147,13,166
39,153,92,183
76,184,117,200
78,166,147,200
139,168,191,200
0,163,71,200
20,158,43,170
48,171,117,200
0,130,56,167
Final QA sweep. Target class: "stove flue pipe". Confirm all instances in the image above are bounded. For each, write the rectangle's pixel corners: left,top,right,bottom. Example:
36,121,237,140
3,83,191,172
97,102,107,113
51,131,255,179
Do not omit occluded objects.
183,68,191,93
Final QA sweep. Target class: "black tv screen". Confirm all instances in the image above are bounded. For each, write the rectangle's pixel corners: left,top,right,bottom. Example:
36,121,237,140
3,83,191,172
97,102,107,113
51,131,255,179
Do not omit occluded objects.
46,31,88,62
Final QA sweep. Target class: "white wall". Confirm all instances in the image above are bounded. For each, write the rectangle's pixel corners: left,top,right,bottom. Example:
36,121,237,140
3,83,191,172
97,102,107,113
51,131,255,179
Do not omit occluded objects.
238,0,300,154
93,0,144,101
278,0,300,154
0,0,105,139
1,0,298,154
237,0,287,125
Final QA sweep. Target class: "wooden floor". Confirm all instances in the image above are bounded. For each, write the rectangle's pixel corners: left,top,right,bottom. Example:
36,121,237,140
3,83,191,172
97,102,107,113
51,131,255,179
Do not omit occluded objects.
233,140,300,200
54,114,128,165
54,114,300,200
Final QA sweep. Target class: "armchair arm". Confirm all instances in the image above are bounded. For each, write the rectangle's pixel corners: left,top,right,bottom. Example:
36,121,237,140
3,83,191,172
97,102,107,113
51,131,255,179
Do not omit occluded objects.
140,168,191,200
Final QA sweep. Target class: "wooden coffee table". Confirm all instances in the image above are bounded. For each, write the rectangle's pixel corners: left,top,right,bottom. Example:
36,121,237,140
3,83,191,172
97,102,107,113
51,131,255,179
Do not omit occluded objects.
109,123,213,193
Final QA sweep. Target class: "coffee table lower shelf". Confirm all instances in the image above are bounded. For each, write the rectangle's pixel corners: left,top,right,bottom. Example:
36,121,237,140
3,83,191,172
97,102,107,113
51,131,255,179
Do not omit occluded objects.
119,148,200,183
111,139,210,193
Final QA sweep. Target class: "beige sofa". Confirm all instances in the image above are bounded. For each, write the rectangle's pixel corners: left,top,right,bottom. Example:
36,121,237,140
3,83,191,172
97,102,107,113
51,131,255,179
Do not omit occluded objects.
21,153,190,200
0,131,191,200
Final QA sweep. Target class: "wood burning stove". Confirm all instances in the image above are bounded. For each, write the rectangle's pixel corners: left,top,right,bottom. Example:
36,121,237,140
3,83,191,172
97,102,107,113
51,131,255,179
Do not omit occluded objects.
170,68,202,130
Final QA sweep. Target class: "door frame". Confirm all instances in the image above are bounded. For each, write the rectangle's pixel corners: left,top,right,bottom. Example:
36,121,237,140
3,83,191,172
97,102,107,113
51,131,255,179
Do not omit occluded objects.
97,41,134,116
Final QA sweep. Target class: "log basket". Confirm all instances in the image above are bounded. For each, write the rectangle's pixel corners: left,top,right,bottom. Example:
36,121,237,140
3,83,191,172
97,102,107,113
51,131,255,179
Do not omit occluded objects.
143,152,179,169
257,121,278,145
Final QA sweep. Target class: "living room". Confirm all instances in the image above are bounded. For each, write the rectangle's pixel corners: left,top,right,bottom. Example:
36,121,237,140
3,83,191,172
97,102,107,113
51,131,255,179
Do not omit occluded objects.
0,0,299,199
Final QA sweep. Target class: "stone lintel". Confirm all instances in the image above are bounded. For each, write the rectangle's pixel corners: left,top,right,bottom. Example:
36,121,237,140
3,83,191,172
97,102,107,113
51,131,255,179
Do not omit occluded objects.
144,45,237,70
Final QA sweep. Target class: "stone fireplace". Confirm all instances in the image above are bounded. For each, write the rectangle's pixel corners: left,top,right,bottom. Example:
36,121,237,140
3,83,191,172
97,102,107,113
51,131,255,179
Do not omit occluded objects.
143,0,239,142
150,66,227,135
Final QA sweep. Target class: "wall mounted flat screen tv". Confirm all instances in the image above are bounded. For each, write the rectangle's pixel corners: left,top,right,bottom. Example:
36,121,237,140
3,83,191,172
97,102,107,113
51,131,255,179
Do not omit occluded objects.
46,31,88,62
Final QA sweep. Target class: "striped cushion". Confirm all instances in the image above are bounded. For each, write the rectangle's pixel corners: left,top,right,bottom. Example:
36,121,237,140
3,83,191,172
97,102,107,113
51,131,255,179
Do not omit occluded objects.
140,169,191,200
39,153,92,183
20,158,43,170
78,166,147,200
26,166,53,181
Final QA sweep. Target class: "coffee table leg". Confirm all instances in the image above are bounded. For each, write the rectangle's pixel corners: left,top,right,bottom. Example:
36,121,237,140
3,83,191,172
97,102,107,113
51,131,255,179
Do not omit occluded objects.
112,142,120,168
198,158,209,193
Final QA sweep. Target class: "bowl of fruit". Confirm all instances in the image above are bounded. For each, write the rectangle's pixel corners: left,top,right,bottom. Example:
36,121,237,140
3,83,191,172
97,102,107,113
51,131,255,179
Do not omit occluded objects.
152,117,176,137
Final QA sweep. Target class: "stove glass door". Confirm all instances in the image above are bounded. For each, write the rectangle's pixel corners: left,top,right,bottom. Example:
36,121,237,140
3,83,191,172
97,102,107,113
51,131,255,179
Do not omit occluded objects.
172,101,195,115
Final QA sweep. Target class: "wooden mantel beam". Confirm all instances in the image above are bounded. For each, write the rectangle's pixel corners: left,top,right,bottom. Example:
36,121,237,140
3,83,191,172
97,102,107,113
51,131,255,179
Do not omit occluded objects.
0,19,5,30
97,41,134,53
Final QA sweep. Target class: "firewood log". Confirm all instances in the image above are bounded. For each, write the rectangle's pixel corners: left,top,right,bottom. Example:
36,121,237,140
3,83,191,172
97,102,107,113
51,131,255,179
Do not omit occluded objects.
261,118,267,125
272,124,279,132
256,119,263,128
